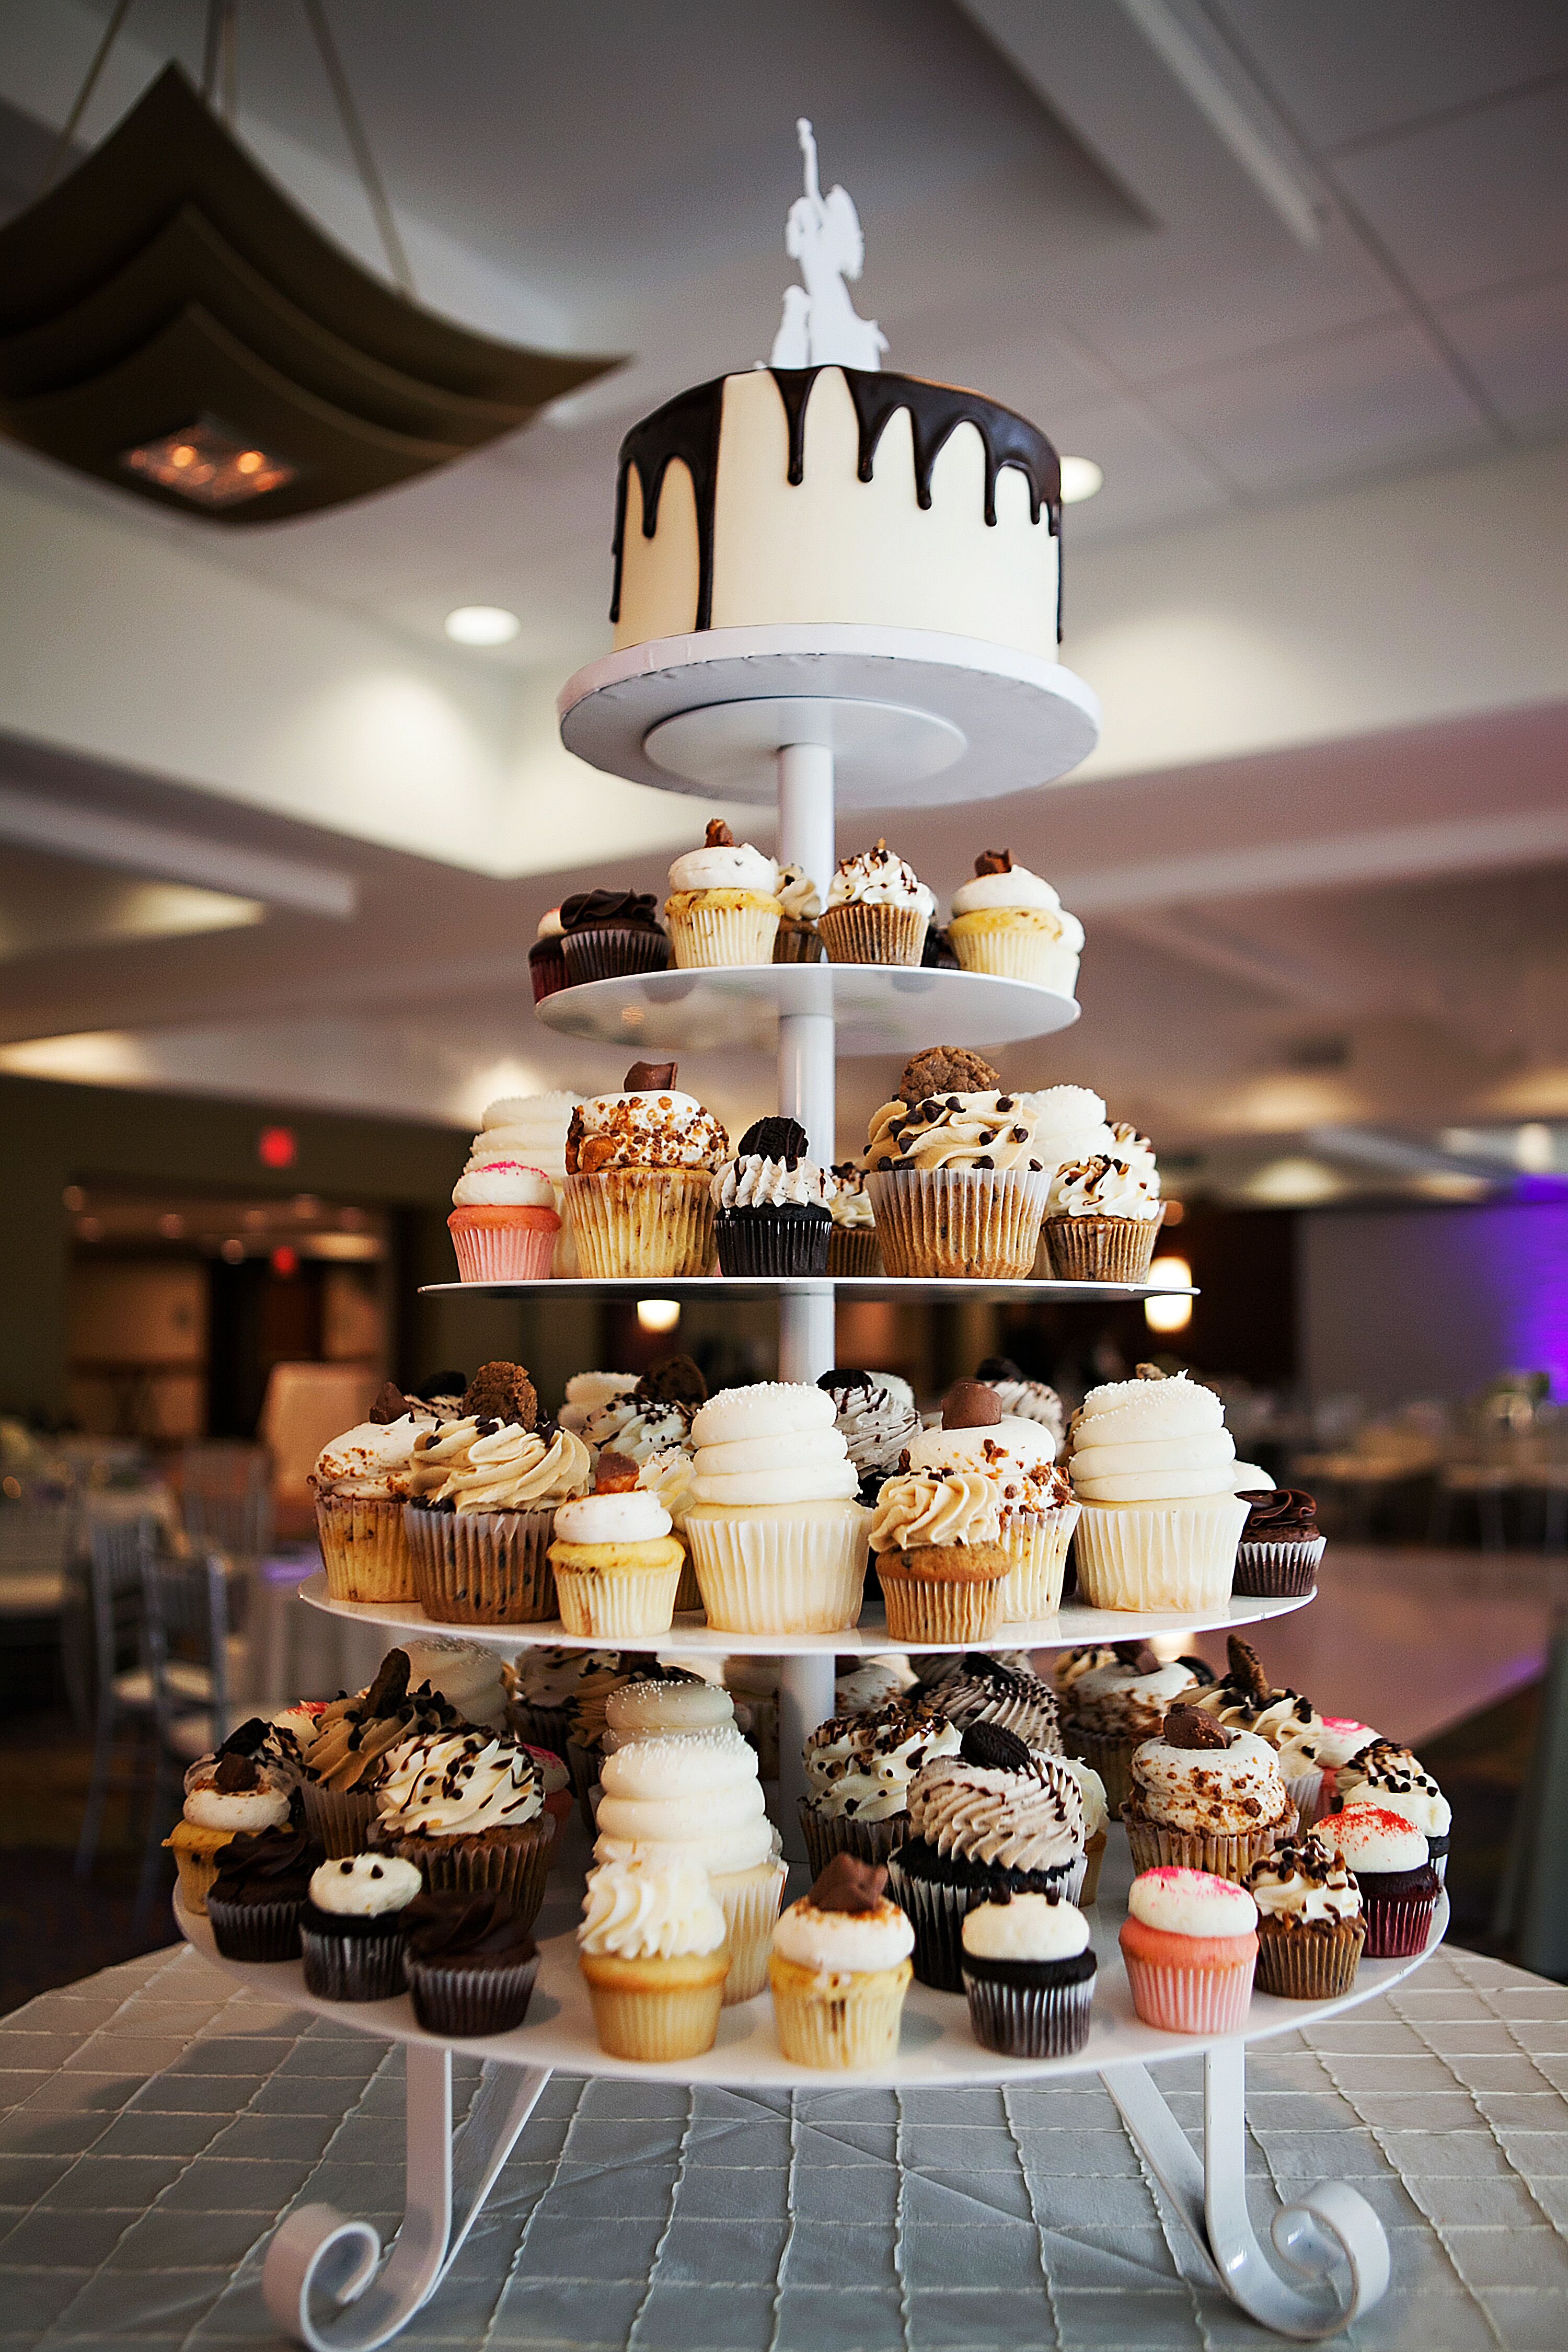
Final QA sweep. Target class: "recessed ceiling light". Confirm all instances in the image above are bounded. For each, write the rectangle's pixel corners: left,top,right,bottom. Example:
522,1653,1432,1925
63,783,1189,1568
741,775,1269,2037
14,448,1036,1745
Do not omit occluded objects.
1058,456,1104,505
445,605,521,646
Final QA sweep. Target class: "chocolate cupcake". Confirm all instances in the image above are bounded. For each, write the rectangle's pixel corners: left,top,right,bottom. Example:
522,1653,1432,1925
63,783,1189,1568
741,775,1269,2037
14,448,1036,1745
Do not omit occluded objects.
403,1892,540,2036
206,1826,324,1962
1234,1489,1325,1597
373,1728,555,1927
961,1892,1096,2058
1324,1805,1440,1957
300,1852,423,2000
711,1117,834,1275
799,1696,961,1874
558,888,670,985
923,1652,1064,1756
528,908,568,1002
1247,1835,1365,1999
887,1724,1087,1993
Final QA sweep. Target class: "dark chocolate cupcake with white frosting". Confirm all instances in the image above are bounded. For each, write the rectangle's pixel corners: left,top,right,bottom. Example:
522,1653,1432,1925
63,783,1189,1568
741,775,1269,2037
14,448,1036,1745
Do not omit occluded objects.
711,1117,835,1275
961,1892,1096,2057
300,1851,423,2000
799,1695,962,1873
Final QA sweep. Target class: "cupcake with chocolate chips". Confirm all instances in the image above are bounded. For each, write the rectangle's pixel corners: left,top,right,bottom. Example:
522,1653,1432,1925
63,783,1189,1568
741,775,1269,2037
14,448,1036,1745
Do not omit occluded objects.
819,840,935,967
1247,1835,1365,2000
301,1851,423,2000
864,1049,1055,1279
298,1649,470,1857
799,1696,962,1874
1234,1489,1325,1598
401,1363,592,1624
405,1892,541,2036
373,1726,554,1927
711,1117,835,1276
962,1892,1096,2058
827,1163,881,1276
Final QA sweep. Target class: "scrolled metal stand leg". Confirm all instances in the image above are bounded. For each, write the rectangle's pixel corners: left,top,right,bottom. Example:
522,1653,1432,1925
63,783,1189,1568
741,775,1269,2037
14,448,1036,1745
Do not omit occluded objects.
1103,2043,1389,2341
264,2044,550,2351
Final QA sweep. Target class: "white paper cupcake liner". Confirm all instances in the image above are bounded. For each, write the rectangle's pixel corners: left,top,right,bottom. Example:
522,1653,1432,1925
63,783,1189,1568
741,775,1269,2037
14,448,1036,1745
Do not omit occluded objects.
711,1860,789,2004
1072,1494,1250,1613
551,1558,683,1638
995,1503,1080,1622
683,1504,869,1633
566,1169,716,1279
666,898,781,969
948,918,1081,995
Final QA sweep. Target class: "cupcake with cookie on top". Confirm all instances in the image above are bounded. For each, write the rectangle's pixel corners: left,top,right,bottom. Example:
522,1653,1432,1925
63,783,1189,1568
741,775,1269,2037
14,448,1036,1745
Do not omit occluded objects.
548,1449,686,1638
948,848,1085,994
566,1061,727,1279
769,1853,915,2069
711,1116,835,1276
401,1362,591,1625
865,1048,1056,1279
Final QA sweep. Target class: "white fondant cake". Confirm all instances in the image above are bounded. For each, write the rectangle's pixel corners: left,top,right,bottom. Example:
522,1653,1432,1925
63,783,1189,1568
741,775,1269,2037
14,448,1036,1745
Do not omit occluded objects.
610,365,1063,662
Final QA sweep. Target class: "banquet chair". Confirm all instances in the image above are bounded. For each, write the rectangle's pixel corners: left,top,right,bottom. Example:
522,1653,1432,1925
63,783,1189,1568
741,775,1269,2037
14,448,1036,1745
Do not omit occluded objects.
73,1514,159,1881
0,1497,79,1710
178,1441,274,1566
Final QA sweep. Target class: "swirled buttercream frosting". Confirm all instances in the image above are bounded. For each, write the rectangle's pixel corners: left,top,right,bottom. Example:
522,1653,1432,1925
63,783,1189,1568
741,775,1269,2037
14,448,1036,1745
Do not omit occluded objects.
1068,1369,1238,1503
1248,1837,1362,1923
904,1750,1083,1873
826,843,935,915
866,1090,1056,1174
407,1421,592,1512
578,1857,727,1958
1046,1155,1161,1221
803,1699,961,1822
375,1731,541,1837
869,1470,1001,1552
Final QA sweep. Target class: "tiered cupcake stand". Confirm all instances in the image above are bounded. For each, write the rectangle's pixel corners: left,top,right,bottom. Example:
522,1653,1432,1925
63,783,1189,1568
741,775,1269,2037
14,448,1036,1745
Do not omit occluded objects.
181,628,1445,2347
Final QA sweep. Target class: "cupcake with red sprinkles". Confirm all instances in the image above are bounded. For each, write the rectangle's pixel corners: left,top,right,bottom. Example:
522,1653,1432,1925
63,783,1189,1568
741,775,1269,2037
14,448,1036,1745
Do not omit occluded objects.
1323,1805,1439,1958
1119,1866,1258,2035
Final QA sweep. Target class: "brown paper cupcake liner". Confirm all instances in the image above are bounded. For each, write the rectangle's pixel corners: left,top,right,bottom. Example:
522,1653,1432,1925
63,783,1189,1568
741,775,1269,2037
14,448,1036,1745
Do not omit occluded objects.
827,1225,882,1276
528,943,568,1004
406,1953,540,2037
1043,1215,1161,1284
301,1781,381,1861
1080,1828,1108,1906
206,1895,306,1964
886,1852,1083,1994
867,1167,1049,1280
405,1502,558,1625
301,1925,408,2002
963,1969,1095,2058
560,926,670,985
565,1739,601,1834
566,1168,716,1279
1254,1917,1365,1999
1123,1805,1295,1886
773,919,824,964
1232,1536,1326,1597
381,1816,554,1931
798,1801,905,1878
505,1699,573,1758
315,1494,418,1604
874,1557,1005,1646
818,900,928,966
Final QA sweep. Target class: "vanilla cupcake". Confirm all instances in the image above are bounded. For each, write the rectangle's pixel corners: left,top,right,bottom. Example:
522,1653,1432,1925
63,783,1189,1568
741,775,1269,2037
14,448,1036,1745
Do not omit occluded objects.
593,1728,786,2002
1333,1742,1451,1883
869,1464,1008,1645
773,862,823,964
548,1450,686,1638
566,1061,727,1278
817,1369,921,1504
1068,1367,1250,1613
865,1048,1054,1279
601,1676,736,1753
1058,1650,1210,1817
310,1386,437,1602
578,1858,730,2059
166,1744,294,1913
948,850,1085,994
448,1103,563,1283
682,1383,868,1634
401,1364,592,1624
664,820,783,966
711,1116,835,1276
1121,1704,1295,1883
827,1162,881,1275
799,1696,962,1873
1042,1152,1163,1285
905,1379,1079,1621
819,840,935,966
1247,1835,1365,2000
769,1854,914,2069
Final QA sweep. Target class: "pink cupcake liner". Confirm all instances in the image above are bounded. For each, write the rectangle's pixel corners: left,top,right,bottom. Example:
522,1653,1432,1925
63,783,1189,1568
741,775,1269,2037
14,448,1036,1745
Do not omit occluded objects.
1123,1951,1255,2034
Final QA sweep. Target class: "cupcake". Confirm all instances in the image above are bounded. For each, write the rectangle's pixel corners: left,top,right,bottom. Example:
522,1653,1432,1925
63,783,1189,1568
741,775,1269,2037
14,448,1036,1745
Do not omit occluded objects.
520,1745,574,1859
816,1369,921,1505
769,1854,914,2070
448,1110,561,1284
601,1675,738,1753
1059,1758,1110,1903
975,1356,1066,1452
888,1724,1087,1992
502,1644,620,1760
548,1450,687,1638
962,1892,1096,2058
206,1826,325,1962
1333,1743,1451,1884
923,923,961,970
298,1649,471,1856
395,1637,512,1733
527,906,568,1002
557,886,670,985
720,1657,780,1779
300,1852,423,2000
664,819,783,966
947,850,1085,994
818,840,935,966
869,1467,1007,1646
310,1384,436,1603
1234,1489,1326,1598
1068,1368,1251,1613
1042,1152,1163,1284
166,1737,295,1913
581,1350,705,1458
404,1892,541,2036
865,1048,1053,1279
1120,1868,1259,2035
1120,1705,1295,1883
923,1652,1063,1756
1191,1635,1330,1826
799,1695,962,1874
683,1383,868,1634
712,1116,834,1275
826,1163,881,1275
577,1858,730,2059
905,1379,1079,1622
773,863,823,963
1323,1805,1439,1958
373,1727,555,1928
466,1092,583,1276
1247,1836,1365,2000
593,1728,786,2002
565,1660,706,1824
401,1363,592,1625
558,1371,639,1435
565,1062,727,1278
1057,1648,1211,1818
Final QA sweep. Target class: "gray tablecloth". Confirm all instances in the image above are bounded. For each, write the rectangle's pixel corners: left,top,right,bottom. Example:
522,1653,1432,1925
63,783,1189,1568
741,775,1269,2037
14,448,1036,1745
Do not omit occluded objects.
3,1941,1567,2351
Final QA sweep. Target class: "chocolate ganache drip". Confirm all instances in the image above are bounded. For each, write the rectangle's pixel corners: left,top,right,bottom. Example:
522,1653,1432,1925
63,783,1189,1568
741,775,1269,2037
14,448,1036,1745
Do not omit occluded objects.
611,368,1064,637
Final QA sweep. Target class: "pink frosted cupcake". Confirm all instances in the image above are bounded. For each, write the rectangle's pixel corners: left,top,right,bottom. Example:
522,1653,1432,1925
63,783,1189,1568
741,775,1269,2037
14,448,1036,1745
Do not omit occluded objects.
448,1113,559,1282
521,1744,574,1863
1120,1868,1258,2034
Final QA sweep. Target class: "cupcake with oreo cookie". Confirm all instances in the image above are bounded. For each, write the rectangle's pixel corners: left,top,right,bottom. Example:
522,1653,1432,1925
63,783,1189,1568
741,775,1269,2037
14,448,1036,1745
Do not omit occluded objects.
711,1117,835,1276
817,1369,921,1505
301,1851,423,2000
865,1049,1056,1281
962,1892,1096,2058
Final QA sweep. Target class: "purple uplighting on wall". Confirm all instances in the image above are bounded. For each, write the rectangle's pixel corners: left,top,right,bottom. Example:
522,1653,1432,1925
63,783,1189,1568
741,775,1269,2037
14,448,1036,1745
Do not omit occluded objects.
1478,1199,1568,1398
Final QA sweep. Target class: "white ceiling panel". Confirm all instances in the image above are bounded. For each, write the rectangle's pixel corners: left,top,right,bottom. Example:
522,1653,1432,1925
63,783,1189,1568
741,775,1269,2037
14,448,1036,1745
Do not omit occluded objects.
1436,270,1568,432
1036,396,1233,545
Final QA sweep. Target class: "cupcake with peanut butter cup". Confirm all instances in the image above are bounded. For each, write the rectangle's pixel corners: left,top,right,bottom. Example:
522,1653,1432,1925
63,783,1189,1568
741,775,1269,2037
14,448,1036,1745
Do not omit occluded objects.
819,840,935,966
566,1061,727,1278
548,1450,687,1638
664,818,783,967
373,1723,554,1926
402,1362,591,1624
865,1048,1054,1279
948,849,1085,995
769,1853,915,2069
1121,1704,1295,1884
557,886,670,985
711,1116,835,1276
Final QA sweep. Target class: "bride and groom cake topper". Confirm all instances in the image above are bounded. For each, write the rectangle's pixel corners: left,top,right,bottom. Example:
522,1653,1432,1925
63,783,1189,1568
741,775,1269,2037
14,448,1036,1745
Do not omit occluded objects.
767,117,888,373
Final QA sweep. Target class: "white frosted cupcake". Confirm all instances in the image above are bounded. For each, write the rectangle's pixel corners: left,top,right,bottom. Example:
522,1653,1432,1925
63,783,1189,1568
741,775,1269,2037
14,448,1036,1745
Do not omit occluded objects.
1042,1152,1163,1285
565,1066,728,1279
558,1371,638,1435
818,840,935,966
948,850,1084,994
547,1452,686,1638
1068,1368,1249,1612
456,1092,581,1276
769,1854,915,2069
682,1384,869,1633
905,1379,1079,1622
310,1396,436,1603
665,820,783,967
578,1858,730,2059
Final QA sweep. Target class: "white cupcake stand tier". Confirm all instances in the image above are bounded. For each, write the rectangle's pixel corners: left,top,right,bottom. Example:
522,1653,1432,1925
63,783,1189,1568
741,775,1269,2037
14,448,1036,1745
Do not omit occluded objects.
221,627,1443,2347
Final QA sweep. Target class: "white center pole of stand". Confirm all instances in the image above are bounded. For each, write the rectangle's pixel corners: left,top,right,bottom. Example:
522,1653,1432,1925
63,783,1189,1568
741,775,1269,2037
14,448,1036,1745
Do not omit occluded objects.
775,736,838,1858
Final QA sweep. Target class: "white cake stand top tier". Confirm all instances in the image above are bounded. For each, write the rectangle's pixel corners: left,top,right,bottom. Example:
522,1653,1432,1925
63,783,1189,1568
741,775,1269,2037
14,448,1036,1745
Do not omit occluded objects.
536,962,1078,1053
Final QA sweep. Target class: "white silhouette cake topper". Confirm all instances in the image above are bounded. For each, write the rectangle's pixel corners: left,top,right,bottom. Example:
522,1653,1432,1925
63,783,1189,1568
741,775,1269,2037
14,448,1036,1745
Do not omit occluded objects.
767,118,887,372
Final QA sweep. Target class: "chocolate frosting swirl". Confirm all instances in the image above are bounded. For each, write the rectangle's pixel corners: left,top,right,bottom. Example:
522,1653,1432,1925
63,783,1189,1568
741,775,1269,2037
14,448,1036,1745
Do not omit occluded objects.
559,889,664,933
1240,1489,1320,1539
405,1892,538,1963
211,1827,322,1901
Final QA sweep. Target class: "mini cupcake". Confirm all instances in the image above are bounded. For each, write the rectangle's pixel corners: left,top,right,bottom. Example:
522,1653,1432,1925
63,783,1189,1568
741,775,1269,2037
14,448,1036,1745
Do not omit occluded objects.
712,1116,834,1275
404,1892,541,2036
298,1649,470,1856
373,1727,555,1928
448,1126,560,1285
206,1826,325,1962
557,1371,639,1435
1120,1868,1258,2035
769,1854,914,2070
578,1858,730,2059
888,1724,1087,1992
565,1062,727,1278
1122,1704,1295,1883
594,1728,786,2003
1247,1836,1365,2000
664,819,783,967
401,1363,592,1625
827,1163,881,1275
975,1356,1066,1452
799,1696,961,1874
818,840,935,966
310,1384,436,1603
1068,1368,1250,1614
1191,1635,1330,1827
773,863,823,963
683,1383,868,1634
1333,1743,1451,1884
557,886,670,984
923,1651,1063,1756
300,1852,423,2000
1235,1489,1326,1598
1059,1758,1110,1903
1323,1805,1439,1958
1057,1648,1212,1818
817,1369,921,1505
166,1741,294,1913
905,1379,1079,1622
947,850,1085,994
864,1048,1053,1280
458,1092,582,1278
502,1644,620,1760
962,1892,1096,2058
528,906,568,1002
548,1450,686,1638
869,1467,1008,1646
1043,1152,1163,1284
